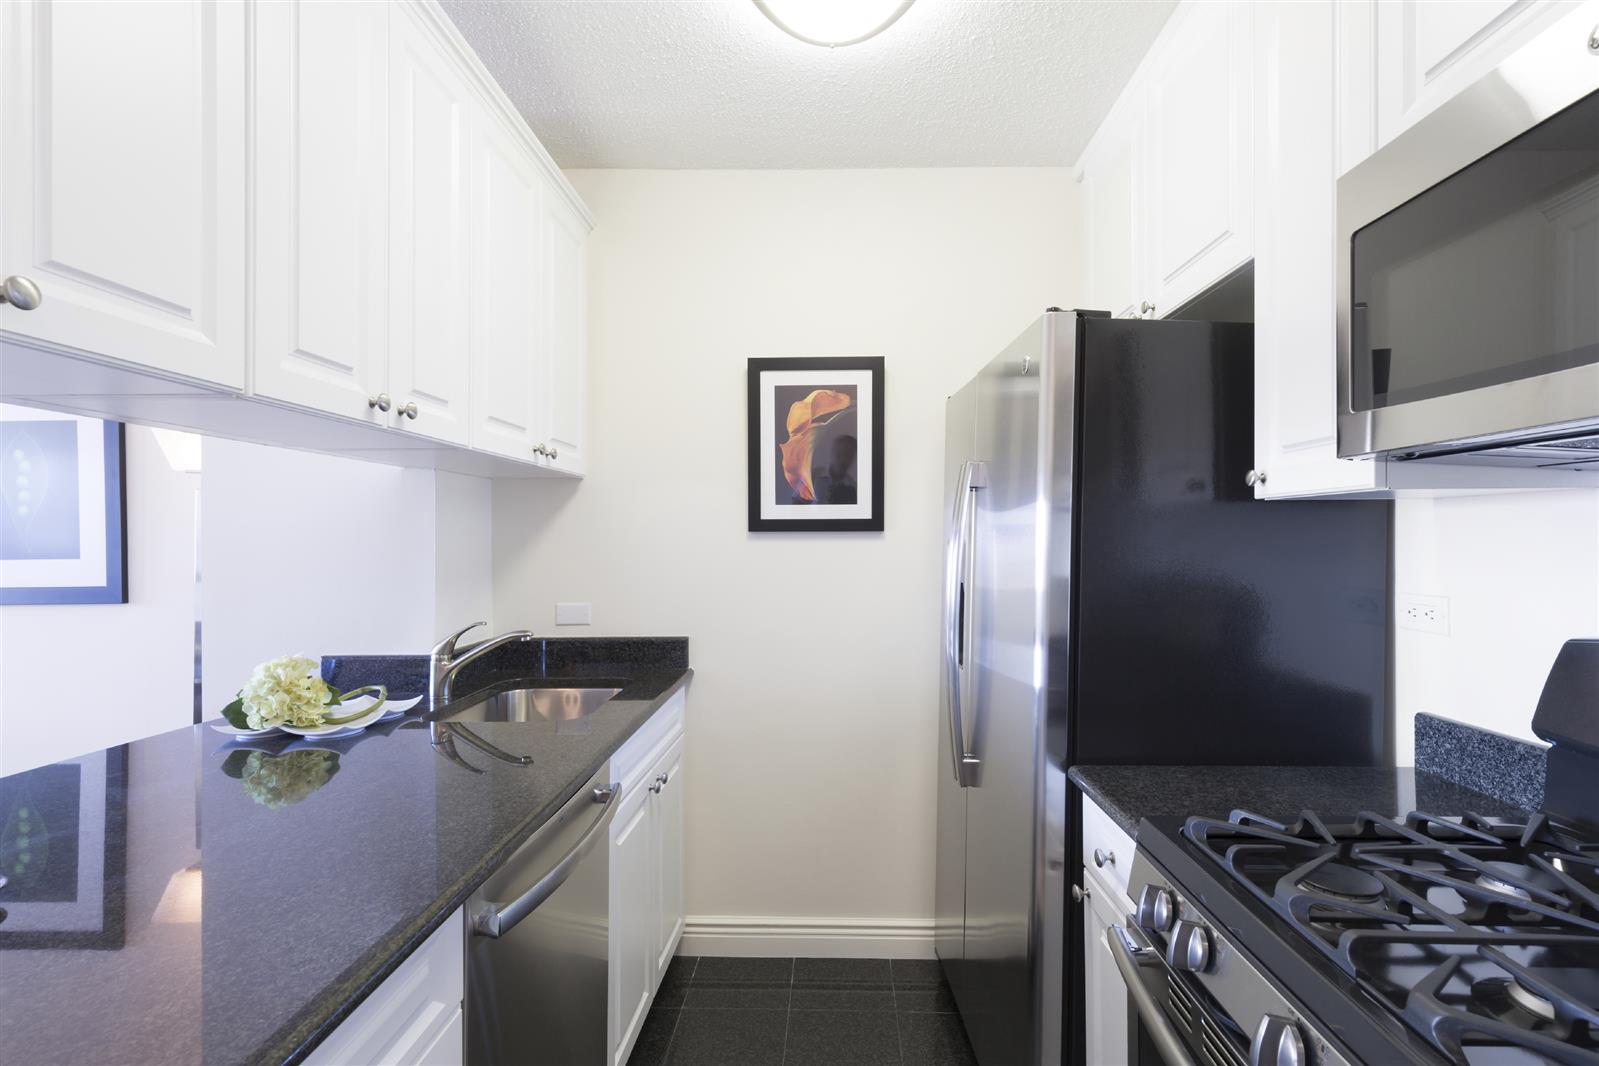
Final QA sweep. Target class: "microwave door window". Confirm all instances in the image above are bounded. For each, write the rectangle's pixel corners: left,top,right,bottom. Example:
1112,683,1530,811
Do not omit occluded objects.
1351,89,1599,413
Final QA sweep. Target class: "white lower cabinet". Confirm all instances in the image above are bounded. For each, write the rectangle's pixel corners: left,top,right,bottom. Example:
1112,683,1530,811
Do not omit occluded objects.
1082,868,1132,1066
608,692,688,1066
306,909,464,1066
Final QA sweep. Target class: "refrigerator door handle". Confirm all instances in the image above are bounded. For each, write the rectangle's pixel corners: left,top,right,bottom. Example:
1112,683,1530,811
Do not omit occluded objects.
944,460,985,787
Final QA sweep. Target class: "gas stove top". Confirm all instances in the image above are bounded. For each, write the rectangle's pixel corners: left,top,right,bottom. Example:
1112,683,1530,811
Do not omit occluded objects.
1182,808,1599,1065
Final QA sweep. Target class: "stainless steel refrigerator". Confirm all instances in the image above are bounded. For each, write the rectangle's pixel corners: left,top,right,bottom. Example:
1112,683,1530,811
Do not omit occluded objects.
935,311,1389,1066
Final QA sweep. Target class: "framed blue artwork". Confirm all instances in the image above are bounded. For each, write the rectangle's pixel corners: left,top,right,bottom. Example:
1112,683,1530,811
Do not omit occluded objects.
0,405,127,605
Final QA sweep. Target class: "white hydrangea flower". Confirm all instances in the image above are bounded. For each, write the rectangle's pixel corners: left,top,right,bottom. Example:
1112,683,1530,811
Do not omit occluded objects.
238,655,334,730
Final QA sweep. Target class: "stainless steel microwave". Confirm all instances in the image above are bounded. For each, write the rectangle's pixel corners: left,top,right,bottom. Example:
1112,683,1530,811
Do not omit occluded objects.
1336,6,1599,470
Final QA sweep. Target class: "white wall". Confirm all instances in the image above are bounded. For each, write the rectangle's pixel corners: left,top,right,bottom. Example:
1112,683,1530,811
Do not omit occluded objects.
200,439,492,714
492,168,1077,948
1393,487,1599,763
0,427,197,774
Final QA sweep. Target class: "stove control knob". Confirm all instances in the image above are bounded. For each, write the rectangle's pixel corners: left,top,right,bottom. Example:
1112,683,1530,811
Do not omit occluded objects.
1251,1014,1305,1066
1135,885,1175,933
1167,919,1211,973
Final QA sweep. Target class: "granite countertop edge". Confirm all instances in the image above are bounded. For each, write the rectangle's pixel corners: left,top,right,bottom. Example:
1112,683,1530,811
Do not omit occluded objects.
272,667,693,1066
1067,760,1530,840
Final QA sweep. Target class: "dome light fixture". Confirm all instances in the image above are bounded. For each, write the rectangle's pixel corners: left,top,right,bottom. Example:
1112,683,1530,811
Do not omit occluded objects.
753,0,915,48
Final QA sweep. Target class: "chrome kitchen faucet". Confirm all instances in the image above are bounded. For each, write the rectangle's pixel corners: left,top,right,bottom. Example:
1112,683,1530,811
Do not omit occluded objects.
428,621,537,705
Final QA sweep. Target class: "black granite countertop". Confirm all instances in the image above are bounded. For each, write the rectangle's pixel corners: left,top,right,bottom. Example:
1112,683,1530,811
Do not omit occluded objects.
1068,763,1532,838
0,639,689,1066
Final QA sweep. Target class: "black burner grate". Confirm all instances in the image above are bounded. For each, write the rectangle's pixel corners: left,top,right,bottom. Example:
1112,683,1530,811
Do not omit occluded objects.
1184,809,1599,1065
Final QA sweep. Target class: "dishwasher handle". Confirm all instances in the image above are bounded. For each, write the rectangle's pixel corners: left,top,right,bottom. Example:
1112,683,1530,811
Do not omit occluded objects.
472,783,621,939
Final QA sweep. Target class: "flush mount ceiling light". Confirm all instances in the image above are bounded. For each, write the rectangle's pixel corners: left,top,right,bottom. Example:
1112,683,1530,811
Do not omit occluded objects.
753,0,915,48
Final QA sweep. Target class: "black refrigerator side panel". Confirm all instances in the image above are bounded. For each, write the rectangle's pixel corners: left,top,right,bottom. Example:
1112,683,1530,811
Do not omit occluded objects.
1069,317,1389,767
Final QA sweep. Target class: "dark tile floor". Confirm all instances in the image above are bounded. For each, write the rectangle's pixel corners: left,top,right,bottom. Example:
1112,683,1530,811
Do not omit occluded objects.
628,956,979,1066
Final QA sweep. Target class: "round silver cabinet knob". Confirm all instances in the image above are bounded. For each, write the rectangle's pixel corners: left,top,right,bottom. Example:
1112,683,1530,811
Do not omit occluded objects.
1245,468,1267,487
1093,848,1115,869
0,274,43,311
368,393,392,412
1251,1014,1306,1066
1588,22,1598,53
1140,300,1156,315
533,443,549,457
547,447,559,460
1135,884,1176,933
1071,884,1089,903
398,401,419,420
1167,919,1212,973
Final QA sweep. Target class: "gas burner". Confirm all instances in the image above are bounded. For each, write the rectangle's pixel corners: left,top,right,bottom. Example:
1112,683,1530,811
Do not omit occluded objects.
1297,861,1383,902
1504,978,1558,1023
1474,860,1569,903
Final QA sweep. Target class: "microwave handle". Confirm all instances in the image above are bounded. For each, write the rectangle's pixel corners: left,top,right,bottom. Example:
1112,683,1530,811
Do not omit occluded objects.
1108,925,1199,1066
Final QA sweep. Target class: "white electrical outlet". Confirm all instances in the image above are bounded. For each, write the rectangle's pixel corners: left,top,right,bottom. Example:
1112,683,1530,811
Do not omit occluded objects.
1398,593,1450,635
555,602,591,626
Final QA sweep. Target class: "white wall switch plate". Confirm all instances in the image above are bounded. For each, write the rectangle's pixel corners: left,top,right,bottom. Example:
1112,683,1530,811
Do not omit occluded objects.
555,602,591,626
1397,593,1450,635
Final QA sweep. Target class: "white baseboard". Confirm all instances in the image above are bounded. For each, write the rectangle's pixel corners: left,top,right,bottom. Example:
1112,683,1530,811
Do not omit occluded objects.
679,915,937,959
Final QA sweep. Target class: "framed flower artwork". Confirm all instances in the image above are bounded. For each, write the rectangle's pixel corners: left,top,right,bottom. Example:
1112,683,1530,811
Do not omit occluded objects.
747,357,884,532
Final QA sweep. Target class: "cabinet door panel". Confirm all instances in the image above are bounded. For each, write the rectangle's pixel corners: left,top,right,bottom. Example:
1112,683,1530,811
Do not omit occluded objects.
1079,123,1140,320
252,0,388,419
609,786,654,1066
1254,0,1384,499
1082,874,1130,1066
651,739,685,981
388,4,471,445
544,191,588,474
0,0,245,386
1373,0,1576,148
469,120,546,460
1144,1,1252,315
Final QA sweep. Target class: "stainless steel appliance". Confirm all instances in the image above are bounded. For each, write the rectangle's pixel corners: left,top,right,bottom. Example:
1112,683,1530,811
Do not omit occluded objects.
465,763,620,1065
937,312,1391,1065
1112,640,1599,1066
1335,4,1599,467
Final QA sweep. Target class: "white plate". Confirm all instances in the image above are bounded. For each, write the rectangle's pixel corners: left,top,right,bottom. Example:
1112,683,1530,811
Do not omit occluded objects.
377,694,423,720
210,722,284,739
279,700,391,738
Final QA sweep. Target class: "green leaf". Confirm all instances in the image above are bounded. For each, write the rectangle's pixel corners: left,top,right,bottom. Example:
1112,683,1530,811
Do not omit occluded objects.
220,750,252,779
323,686,387,725
221,696,249,730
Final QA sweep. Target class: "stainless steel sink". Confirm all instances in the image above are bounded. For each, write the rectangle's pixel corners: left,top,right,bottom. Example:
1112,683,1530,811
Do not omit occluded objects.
448,686,624,724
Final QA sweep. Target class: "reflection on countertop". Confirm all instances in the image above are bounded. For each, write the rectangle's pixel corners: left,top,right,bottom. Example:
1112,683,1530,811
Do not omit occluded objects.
0,641,689,1066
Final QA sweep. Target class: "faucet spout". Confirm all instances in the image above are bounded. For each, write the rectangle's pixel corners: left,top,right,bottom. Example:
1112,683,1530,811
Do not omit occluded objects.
428,625,538,705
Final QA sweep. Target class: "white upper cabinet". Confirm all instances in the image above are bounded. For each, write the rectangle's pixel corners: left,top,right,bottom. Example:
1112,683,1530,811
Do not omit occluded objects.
252,0,391,422
1077,117,1141,320
1252,0,1384,499
388,1,474,446
543,191,589,475
1142,1,1253,317
0,0,246,387
469,116,548,462
1367,0,1583,159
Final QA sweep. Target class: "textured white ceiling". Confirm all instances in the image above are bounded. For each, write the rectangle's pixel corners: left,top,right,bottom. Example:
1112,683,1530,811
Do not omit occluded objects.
440,0,1177,169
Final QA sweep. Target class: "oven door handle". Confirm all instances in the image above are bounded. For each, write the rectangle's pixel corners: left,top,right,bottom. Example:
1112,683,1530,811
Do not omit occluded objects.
1108,925,1199,1066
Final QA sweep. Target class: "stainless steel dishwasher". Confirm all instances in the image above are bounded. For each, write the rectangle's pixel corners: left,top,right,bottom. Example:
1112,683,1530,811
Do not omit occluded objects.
465,762,620,1065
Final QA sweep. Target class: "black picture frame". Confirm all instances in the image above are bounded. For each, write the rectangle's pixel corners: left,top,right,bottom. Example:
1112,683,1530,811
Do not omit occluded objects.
747,356,884,532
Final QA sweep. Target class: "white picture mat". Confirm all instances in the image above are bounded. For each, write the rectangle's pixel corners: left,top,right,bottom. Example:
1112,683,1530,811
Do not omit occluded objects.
1,750,108,933
758,368,875,522
0,404,109,588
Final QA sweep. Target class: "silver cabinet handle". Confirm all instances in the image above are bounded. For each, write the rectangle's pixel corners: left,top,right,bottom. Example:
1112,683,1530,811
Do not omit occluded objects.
1588,22,1598,53
1108,925,1199,1066
472,783,621,938
397,401,418,420
943,459,986,787
1093,847,1115,869
1245,469,1266,487
1140,300,1156,316
1071,884,1089,903
650,771,668,794
548,446,558,460
368,393,391,412
0,275,43,310
533,443,549,457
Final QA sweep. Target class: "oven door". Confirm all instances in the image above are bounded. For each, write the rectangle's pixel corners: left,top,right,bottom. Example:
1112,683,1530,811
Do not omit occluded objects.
1335,5,1599,460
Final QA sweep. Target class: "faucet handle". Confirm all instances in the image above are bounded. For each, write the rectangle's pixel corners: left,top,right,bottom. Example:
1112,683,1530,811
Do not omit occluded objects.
433,621,487,660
